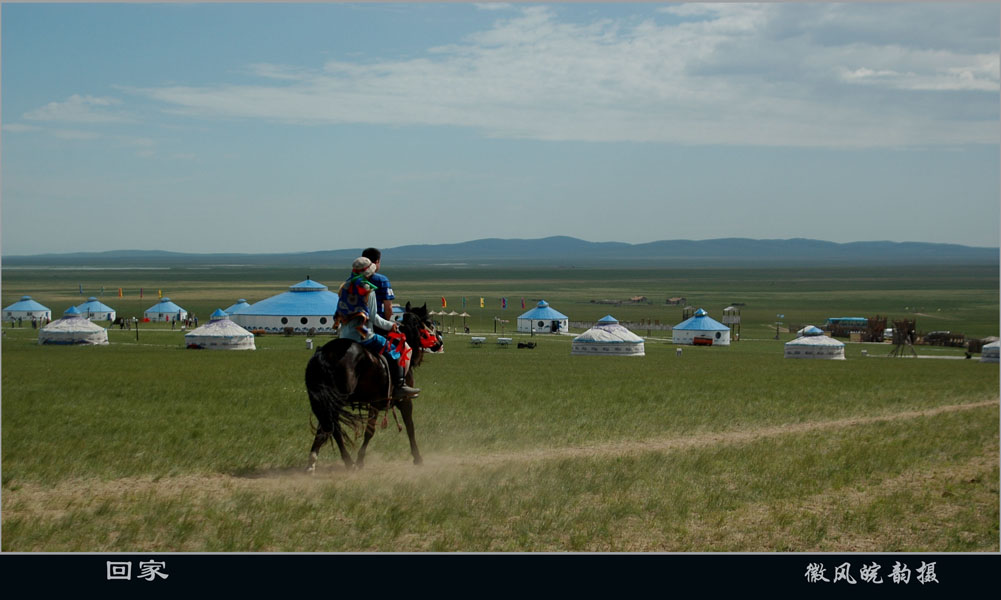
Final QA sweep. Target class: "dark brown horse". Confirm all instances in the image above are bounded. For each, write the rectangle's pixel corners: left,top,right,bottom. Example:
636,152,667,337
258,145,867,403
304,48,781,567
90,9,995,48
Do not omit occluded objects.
306,302,442,471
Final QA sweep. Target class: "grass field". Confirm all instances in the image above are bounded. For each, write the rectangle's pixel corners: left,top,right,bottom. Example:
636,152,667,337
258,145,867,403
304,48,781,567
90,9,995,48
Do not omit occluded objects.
1,264,998,551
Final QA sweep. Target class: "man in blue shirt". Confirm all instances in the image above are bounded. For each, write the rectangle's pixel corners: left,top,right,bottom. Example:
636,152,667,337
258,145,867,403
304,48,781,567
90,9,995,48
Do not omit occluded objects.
362,247,395,335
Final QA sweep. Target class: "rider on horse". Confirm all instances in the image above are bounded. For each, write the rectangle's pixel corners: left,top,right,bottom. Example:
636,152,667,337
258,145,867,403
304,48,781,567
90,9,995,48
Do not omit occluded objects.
335,256,420,400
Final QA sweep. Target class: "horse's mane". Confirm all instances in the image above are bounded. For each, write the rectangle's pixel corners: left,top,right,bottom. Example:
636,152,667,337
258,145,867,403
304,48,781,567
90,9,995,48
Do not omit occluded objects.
400,310,427,368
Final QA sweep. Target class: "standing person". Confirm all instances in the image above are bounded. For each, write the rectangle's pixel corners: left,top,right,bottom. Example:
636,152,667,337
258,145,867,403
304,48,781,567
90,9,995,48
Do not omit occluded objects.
362,247,395,335
335,256,419,400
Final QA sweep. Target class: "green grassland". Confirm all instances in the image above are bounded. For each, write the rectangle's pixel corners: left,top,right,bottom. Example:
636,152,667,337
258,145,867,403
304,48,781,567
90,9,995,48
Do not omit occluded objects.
1,263,998,551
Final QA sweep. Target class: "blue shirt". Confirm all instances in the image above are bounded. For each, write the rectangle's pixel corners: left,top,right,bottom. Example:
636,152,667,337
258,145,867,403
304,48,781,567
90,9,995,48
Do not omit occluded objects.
369,272,394,320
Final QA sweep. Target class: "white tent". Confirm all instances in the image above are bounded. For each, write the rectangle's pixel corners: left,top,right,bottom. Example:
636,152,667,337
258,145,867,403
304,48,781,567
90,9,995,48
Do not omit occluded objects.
981,341,1000,363
185,309,255,350
672,308,731,346
572,315,645,356
784,326,845,360
38,306,109,345
76,297,116,321
517,300,569,333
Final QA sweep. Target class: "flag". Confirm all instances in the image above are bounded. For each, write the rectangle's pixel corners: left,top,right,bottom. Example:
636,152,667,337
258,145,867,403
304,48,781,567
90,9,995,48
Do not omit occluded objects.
480,297,484,308
502,297,507,309
118,288,123,298
521,297,525,309
462,297,466,309
158,289,162,299
441,297,446,308
140,288,143,299
78,284,83,295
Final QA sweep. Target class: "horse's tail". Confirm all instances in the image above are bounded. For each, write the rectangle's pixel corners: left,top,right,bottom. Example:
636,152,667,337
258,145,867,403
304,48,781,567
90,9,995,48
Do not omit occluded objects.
305,342,363,448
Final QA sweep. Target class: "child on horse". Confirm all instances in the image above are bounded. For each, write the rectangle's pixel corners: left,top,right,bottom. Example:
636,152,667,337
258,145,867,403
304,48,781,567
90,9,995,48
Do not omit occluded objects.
335,256,420,400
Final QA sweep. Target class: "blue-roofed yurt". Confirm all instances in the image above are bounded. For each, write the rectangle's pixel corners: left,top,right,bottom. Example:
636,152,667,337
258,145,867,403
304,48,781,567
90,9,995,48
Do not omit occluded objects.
231,278,339,334
672,308,731,346
784,325,845,360
223,299,252,316
76,297,116,321
185,309,255,350
4,295,52,322
144,298,188,322
572,315,645,356
517,300,569,334
39,306,109,345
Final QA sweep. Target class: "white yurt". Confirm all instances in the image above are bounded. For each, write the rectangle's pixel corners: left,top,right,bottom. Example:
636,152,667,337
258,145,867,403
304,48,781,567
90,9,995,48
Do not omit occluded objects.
517,300,569,334
223,299,252,316
185,309,256,350
572,315,645,356
981,341,1000,363
231,278,339,334
144,298,188,322
4,295,52,322
38,306,109,345
76,297,116,321
672,308,731,346
784,325,845,360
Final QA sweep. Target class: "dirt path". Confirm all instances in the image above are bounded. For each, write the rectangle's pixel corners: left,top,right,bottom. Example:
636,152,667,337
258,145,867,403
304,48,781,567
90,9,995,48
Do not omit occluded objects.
4,399,998,515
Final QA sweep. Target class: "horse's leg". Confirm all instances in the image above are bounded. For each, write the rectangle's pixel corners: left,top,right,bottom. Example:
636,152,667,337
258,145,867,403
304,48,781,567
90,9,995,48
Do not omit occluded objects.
330,423,354,470
307,428,329,474
397,397,423,465
355,405,380,469
400,369,423,465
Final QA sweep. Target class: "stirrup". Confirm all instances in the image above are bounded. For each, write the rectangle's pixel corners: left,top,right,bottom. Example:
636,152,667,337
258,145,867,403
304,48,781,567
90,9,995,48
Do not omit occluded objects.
393,383,420,398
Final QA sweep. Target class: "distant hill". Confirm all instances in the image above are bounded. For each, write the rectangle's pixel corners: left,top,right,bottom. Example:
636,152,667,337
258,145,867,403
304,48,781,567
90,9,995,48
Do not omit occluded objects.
3,237,997,268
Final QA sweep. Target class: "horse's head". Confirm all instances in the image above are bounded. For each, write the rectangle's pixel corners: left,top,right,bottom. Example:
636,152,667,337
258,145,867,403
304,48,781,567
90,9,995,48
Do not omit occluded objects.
402,302,443,357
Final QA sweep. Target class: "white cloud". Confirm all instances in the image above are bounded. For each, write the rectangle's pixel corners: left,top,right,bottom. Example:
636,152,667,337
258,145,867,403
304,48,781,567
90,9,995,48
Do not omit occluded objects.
2,123,41,133
23,94,132,123
129,4,999,148
49,128,101,140
474,3,514,12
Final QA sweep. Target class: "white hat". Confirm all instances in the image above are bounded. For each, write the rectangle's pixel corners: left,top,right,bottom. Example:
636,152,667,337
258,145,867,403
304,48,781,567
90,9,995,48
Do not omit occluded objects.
352,256,377,278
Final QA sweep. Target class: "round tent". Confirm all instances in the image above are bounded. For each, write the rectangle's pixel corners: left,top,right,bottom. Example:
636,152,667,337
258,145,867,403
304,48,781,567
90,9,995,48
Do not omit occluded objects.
981,340,1000,363
672,308,731,346
4,295,52,322
144,298,188,322
572,315,645,356
76,297,116,321
517,300,569,334
223,299,252,316
185,309,256,350
784,325,845,360
230,278,339,334
38,306,109,345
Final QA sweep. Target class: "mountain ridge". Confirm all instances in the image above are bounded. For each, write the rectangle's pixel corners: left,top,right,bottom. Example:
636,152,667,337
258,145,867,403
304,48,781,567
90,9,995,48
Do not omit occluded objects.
3,236,997,267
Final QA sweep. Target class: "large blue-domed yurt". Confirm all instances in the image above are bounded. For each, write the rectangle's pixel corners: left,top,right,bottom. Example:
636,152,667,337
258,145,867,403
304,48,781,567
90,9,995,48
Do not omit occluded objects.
230,278,339,334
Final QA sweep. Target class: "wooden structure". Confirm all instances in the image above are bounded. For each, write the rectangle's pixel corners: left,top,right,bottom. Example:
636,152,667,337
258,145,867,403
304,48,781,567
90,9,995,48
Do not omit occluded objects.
864,315,888,342
889,318,917,357
721,305,741,342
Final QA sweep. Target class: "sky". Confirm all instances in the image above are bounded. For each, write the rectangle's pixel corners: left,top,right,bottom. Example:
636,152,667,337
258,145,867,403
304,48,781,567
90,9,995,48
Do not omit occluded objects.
1,2,999,255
